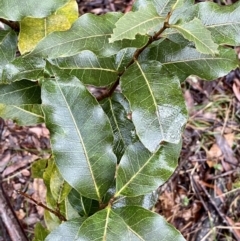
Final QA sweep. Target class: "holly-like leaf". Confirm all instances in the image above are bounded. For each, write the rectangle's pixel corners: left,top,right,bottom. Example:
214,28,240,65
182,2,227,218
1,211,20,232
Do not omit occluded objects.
18,0,78,54
27,13,148,58
75,206,185,240
2,56,45,83
45,218,85,241
198,1,240,46
50,164,72,203
51,50,118,86
171,18,219,56
109,3,164,43
67,188,99,217
0,104,43,125
41,73,117,201
141,40,239,81
121,60,187,152
0,30,17,82
101,93,135,162
0,0,69,21
0,80,41,104
115,141,181,197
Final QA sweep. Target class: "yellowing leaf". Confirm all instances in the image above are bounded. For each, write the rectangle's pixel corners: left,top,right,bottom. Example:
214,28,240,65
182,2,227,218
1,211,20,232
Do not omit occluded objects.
18,0,78,54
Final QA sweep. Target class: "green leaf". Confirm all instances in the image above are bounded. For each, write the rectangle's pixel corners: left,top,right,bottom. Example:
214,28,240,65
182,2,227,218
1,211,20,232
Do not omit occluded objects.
45,218,85,241
113,190,158,209
27,13,148,58
68,188,99,217
171,18,219,56
0,0,69,21
50,164,72,203
0,30,17,81
115,141,181,197
41,73,116,201
109,3,164,43
121,60,187,152
198,1,240,46
31,159,48,178
76,206,185,240
51,50,118,86
2,56,45,83
18,0,78,54
33,223,50,241
115,48,136,72
0,80,41,104
142,40,239,81
0,104,43,125
101,93,135,162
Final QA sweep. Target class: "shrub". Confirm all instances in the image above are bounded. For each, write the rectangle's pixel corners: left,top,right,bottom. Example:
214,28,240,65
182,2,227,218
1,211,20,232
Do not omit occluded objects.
0,0,239,240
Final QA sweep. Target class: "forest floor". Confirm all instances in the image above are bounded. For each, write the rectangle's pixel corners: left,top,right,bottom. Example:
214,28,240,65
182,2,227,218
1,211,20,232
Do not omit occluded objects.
0,0,240,241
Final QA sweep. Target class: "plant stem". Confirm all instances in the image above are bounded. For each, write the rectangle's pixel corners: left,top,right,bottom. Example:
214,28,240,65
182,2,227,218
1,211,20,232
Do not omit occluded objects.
96,12,171,101
0,18,20,32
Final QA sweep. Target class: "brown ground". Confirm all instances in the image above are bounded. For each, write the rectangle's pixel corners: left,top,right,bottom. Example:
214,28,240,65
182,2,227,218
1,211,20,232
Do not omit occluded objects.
0,1,240,240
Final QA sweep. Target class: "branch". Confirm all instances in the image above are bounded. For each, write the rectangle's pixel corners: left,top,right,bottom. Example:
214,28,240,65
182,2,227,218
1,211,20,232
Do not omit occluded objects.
96,12,171,101
0,18,20,32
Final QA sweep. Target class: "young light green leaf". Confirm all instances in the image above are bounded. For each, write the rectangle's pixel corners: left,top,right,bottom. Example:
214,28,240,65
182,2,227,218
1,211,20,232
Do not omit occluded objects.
27,13,148,58
0,104,43,125
120,60,187,152
198,1,240,46
41,73,117,201
0,30,17,82
51,50,118,87
101,93,135,162
0,0,69,21
75,206,186,241
46,218,85,241
171,18,219,56
115,141,181,197
33,223,50,241
2,56,45,83
109,3,164,43
50,165,72,203
141,40,238,81
18,0,78,54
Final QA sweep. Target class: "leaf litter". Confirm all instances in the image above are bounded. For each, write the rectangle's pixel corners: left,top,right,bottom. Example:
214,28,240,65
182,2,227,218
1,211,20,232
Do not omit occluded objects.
0,0,240,240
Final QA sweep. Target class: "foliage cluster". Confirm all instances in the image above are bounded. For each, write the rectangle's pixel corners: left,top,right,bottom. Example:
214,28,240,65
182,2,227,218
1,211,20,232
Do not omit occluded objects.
0,0,239,240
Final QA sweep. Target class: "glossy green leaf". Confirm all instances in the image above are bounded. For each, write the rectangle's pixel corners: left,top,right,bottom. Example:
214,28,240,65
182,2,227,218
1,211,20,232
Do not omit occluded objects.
121,60,187,152
101,93,135,162
141,40,239,81
27,13,148,58
0,104,43,125
198,1,240,46
0,80,41,104
18,0,78,54
0,0,69,21
0,30,17,81
115,48,136,72
45,218,85,241
113,190,158,210
115,141,181,197
50,164,72,203
51,50,118,86
76,206,185,240
41,73,116,201
171,18,219,56
2,56,45,83
68,188,99,217
109,3,164,43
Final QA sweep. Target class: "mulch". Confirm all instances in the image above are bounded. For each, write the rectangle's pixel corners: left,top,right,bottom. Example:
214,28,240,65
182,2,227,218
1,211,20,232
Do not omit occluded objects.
1,1,240,240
